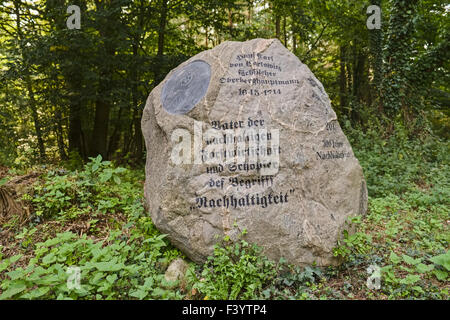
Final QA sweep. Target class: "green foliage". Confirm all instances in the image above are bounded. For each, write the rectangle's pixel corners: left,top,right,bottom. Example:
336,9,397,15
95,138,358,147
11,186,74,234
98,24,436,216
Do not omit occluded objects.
0,157,183,300
429,251,450,272
347,122,449,198
331,157,449,299
0,231,183,300
328,126,449,299
333,217,373,260
1,132,449,300
31,156,138,219
258,263,328,300
193,236,277,300
0,0,447,301
1,0,448,165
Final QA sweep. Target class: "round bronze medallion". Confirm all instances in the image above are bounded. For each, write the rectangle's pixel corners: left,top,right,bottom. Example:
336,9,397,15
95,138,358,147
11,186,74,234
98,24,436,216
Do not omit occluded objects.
161,60,211,115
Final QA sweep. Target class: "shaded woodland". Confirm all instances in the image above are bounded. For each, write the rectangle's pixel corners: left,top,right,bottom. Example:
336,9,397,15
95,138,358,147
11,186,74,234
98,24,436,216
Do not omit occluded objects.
0,0,448,166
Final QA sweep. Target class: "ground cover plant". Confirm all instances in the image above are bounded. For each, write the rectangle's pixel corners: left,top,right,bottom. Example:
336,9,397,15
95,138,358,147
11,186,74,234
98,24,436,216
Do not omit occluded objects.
1,125,448,300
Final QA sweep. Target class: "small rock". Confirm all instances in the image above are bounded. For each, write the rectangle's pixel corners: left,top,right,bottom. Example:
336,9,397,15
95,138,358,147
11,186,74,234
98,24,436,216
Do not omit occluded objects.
164,258,189,284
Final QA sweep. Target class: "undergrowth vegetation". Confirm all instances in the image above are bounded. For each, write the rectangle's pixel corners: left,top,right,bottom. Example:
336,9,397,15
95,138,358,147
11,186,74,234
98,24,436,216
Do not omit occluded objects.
0,126,449,300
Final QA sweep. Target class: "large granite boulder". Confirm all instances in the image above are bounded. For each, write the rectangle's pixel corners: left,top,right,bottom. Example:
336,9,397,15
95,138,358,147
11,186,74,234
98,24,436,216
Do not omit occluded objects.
142,38,367,266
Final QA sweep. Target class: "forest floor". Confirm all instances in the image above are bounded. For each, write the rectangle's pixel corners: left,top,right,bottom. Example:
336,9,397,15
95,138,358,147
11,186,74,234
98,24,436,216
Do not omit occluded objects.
0,127,448,300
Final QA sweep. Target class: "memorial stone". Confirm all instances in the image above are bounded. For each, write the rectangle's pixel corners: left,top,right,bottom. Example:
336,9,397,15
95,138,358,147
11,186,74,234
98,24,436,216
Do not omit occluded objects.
142,38,368,266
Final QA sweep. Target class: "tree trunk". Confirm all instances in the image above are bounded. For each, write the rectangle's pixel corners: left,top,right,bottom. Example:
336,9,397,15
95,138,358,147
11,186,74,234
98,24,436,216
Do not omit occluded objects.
352,49,367,123
381,0,419,116
13,0,46,160
24,74,46,160
133,109,143,162
90,0,119,159
91,99,110,159
275,15,281,39
292,18,297,53
68,104,85,159
107,107,123,159
54,108,67,160
157,0,168,57
228,7,233,35
154,0,169,84
339,46,348,110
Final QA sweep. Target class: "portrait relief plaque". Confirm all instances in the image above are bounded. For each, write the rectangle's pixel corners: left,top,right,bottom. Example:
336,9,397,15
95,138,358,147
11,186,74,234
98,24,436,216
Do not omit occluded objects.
161,60,211,115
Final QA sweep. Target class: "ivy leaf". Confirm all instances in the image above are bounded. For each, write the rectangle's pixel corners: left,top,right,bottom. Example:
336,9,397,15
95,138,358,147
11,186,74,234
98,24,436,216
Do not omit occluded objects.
412,286,424,294
10,254,23,264
90,272,105,285
115,167,126,174
142,277,154,290
36,274,60,286
0,260,11,273
106,274,118,284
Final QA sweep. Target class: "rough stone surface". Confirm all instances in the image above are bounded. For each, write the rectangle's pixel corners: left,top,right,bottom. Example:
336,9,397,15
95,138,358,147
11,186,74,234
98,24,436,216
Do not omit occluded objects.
142,38,368,266
164,258,189,284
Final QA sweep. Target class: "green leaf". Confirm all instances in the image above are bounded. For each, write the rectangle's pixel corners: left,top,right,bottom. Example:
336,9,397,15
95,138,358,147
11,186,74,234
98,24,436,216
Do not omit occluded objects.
92,261,124,272
36,274,60,286
432,270,448,281
129,289,148,300
402,254,421,265
400,274,420,285
429,251,450,271
42,252,57,265
9,254,23,264
416,263,434,273
412,286,424,294
90,272,105,285
99,171,112,183
399,265,413,273
7,268,26,280
0,260,11,273
0,282,27,299
115,167,126,174
20,286,50,299
142,277,154,289
106,274,118,284
0,177,8,186
152,287,167,298
389,252,401,264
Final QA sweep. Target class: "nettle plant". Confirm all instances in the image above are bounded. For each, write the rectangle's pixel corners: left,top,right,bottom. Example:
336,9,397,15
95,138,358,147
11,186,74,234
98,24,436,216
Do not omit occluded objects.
0,229,183,300
193,232,277,300
29,155,132,219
